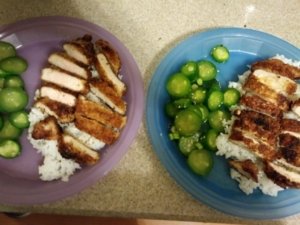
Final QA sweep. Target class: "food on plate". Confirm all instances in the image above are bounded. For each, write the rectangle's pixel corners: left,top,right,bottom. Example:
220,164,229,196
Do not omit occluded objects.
165,44,234,176
28,35,127,181
210,44,230,63
216,55,300,196
0,41,29,159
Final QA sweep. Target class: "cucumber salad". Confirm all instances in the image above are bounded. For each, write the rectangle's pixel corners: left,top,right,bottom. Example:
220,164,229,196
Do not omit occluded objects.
0,41,29,159
165,45,239,176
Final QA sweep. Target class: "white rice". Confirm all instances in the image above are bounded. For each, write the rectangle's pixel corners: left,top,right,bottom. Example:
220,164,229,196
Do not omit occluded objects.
217,55,300,196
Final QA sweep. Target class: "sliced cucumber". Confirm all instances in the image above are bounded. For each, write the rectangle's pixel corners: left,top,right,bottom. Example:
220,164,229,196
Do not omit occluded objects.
211,45,230,63
0,119,22,139
197,60,217,81
207,90,224,111
4,75,24,88
224,88,240,107
0,139,21,159
0,41,16,61
0,56,28,74
0,87,28,113
9,111,29,129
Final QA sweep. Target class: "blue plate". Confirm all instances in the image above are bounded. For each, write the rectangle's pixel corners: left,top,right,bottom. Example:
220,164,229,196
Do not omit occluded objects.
146,27,300,219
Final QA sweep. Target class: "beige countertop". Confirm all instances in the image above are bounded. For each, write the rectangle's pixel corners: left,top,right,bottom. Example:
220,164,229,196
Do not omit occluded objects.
0,0,299,224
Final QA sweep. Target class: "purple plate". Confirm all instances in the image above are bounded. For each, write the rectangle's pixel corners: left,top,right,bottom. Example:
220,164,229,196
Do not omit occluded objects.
0,16,144,205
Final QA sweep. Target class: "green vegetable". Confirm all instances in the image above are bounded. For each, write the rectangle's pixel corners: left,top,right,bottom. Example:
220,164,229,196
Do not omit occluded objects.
0,41,16,61
0,56,28,74
187,105,202,118
187,149,213,176
0,87,28,112
178,133,200,156
180,61,197,81
4,75,24,88
198,104,209,122
0,119,22,139
208,109,230,132
0,68,10,78
207,90,224,111
190,87,206,104
224,88,240,107
204,129,219,151
211,44,230,63
9,111,29,129
175,109,202,136
165,102,179,118
0,78,5,89
197,60,217,81
0,139,21,159
166,73,191,98
173,98,192,109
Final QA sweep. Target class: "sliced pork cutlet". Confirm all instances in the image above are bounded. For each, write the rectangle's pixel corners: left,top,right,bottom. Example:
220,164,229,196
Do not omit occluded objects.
233,109,280,147
264,161,300,188
239,93,282,118
48,52,90,80
229,159,259,182
94,40,125,97
89,78,127,115
59,133,99,165
243,73,290,111
40,84,77,107
95,39,121,74
32,116,61,140
76,96,127,129
291,99,300,117
63,34,95,66
75,114,120,145
35,97,75,123
41,67,89,94
251,58,300,80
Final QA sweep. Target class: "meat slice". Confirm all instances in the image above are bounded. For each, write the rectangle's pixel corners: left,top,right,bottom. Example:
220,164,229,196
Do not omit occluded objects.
89,78,126,115
35,97,75,123
41,67,89,94
63,35,95,66
264,161,300,188
40,85,77,107
59,133,99,165
229,159,259,182
32,116,61,140
243,74,290,111
48,52,90,79
291,99,300,117
278,133,300,167
251,58,300,80
76,96,127,129
75,114,120,145
239,94,282,118
95,39,121,74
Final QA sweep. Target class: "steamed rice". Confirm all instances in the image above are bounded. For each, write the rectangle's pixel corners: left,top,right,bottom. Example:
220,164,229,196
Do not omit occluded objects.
216,55,300,196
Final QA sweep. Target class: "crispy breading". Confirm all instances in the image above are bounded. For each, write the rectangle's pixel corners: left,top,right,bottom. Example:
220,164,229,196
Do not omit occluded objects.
75,114,120,145
279,133,300,167
95,39,121,74
89,78,127,115
229,129,278,161
32,116,61,140
243,74,290,111
76,96,127,129
63,34,95,66
35,97,75,123
239,94,282,118
281,119,300,133
229,160,259,182
291,99,300,117
48,52,91,79
252,58,300,80
59,133,99,165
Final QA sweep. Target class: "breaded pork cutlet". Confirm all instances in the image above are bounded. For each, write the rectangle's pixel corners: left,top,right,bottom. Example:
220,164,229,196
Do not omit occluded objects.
48,52,90,80
35,97,75,123
252,58,300,80
76,96,127,129
32,116,61,140
40,85,77,107
75,114,120,145
243,74,290,111
59,133,99,165
229,160,259,182
94,40,125,96
291,99,300,117
89,78,127,115
41,67,89,94
63,35,95,66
